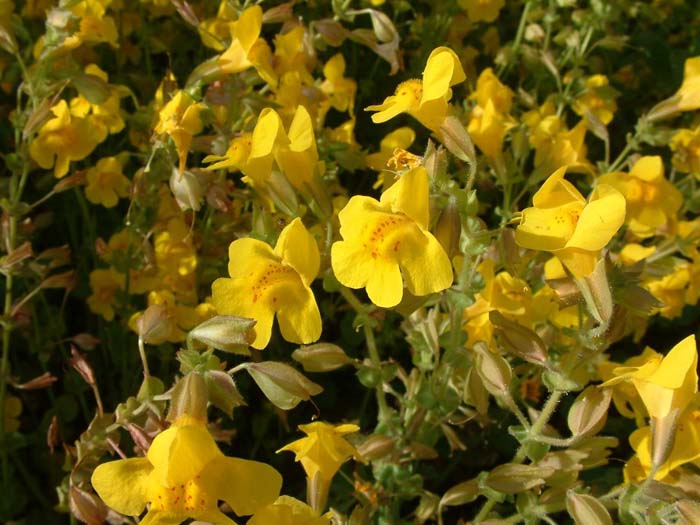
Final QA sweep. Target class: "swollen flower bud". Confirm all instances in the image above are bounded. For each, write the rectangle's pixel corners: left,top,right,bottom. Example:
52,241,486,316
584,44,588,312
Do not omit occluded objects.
474,342,513,398
167,372,209,422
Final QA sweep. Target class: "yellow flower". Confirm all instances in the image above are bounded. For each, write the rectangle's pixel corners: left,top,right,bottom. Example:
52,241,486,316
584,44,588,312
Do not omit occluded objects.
29,100,103,178
598,156,682,238
87,268,125,321
468,99,514,159
533,120,594,176
217,5,276,86
602,335,698,421
277,421,360,483
154,217,198,302
572,75,618,125
211,218,322,350
515,167,626,278
626,408,700,481
365,46,466,133
463,259,556,346
675,56,700,111
69,64,125,138
320,53,357,115
366,127,416,190
471,67,513,114
331,166,453,308
458,0,505,22
128,290,209,344
597,347,659,426
198,1,237,51
646,263,690,319
91,415,282,525
85,156,131,208
154,90,205,173
3,395,21,432
248,496,330,525
203,133,253,173
670,126,700,173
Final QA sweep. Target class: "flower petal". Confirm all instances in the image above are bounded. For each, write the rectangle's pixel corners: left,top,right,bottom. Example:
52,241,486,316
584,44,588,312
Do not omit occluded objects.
274,218,320,286
399,230,453,296
91,457,152,516
140,509,188,525
331,240,374,290
532,167,585,208
202,457,282,516
366,257,403,308
380,166,429,229
566,184,625,251
276,285,322,345
147,422,222,486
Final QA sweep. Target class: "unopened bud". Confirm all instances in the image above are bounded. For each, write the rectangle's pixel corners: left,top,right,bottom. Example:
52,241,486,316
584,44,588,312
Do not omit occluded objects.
205,370,246,417
474,342,512,398
41,270,76,290
54,171,87,192
415,491,439,523
47,415,61,453
435,198,461,258
16,371,58,390
546,277,582,308
0,241,33,272
127,423,153,453
439,478,479,508
70,333,101,351
292,343,352,372
439,115,476,165
71,73,111,105
69,485,108,525
69,346,96,386
650,411,680,474
170,168,204,211
188,315,256,354
568,386,611,438
485,463,555,494
314,19,348,47
356,434,396,461
490,311,547,365
245,361,323,410
566,491,612,525
576,257,613,329
137,304,171,345
676,499,700,525
167,372,209,422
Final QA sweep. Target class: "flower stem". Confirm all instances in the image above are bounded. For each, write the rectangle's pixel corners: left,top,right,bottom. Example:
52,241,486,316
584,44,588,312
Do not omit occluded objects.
473,390,565,522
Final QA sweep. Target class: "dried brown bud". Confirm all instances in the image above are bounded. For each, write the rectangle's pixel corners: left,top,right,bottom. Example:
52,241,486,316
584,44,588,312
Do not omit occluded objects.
69,346,96,386
16,371,58,390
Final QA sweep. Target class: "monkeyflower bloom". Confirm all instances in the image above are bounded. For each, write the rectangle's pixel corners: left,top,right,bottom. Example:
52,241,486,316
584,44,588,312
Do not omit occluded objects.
212,218,321,349
84,156,131,208
278,421,360,484
70,64,125,138
515,167,625,278
598,156,682,238
91,415,282,525
320,53,357,115
87,267,125,321
468,99,514,159
471,68,513,114
29,100,103,178
215,5,276,85
365,46,466,133
602,335,698,422
648,56,700,119
331,166,453,308
458,0,505,22
572,75,618,125
154,91,204,173
625,408,700,481
248,496,330,525
670,126,700,173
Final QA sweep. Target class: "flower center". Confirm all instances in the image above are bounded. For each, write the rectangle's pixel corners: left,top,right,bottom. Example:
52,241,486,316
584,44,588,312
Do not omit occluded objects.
150,476,211,513
394,79,423,109
362,213,413,260
251,263,298,304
